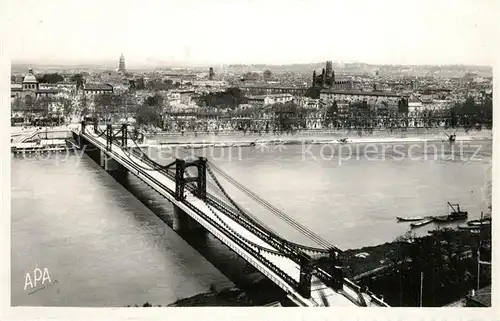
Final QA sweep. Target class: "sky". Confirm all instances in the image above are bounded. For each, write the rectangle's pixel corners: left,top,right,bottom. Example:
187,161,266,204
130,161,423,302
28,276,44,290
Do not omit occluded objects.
1,0,498,67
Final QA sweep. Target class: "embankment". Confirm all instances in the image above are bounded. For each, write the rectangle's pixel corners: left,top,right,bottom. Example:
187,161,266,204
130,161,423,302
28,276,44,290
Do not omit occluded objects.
145,128,491,148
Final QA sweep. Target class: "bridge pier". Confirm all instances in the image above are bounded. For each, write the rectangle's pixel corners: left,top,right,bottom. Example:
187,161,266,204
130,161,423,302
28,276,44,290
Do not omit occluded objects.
172,205,206,234
298,256,313,299
100,150,128,177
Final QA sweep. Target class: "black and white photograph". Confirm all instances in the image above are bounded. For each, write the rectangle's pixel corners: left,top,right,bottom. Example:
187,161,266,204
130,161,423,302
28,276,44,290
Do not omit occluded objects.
0,0,497,318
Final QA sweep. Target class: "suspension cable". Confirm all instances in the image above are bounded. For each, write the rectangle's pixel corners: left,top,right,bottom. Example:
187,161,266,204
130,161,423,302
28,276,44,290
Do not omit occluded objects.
208,162,334,249
84,125,335,252
174,146,335,250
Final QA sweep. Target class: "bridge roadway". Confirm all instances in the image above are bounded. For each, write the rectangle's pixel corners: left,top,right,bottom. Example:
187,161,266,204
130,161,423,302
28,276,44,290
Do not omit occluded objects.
73,125,388,307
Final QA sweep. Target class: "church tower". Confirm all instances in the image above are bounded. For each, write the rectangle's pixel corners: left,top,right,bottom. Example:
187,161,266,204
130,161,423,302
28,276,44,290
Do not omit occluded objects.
118,53,126,73
22,68,38,105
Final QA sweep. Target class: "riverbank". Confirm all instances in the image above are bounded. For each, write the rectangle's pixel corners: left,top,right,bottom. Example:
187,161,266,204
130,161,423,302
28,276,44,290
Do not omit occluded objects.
145,128,492,148
167,287,253,307
128,278,289,307
150,226,491,307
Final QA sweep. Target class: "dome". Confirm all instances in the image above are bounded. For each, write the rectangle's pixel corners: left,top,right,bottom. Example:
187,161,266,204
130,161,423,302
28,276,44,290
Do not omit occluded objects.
23,68,38,83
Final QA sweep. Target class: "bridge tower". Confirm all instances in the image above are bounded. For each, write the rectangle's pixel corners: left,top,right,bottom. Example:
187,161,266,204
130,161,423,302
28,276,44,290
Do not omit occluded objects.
76,120,87,149
172,157,207,234
106,124,113,151
174,157,207,201
121,123,128,148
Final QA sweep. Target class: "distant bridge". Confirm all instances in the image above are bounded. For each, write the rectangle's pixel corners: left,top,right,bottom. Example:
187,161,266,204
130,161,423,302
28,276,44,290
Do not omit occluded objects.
71,122,389,307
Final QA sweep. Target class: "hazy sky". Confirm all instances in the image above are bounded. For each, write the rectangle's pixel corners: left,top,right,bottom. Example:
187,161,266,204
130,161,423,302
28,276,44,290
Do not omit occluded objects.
2,0,498,66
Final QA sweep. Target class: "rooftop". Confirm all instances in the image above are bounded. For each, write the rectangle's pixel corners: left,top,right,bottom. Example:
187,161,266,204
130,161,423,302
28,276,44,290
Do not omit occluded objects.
37,89,60,94
23,68,38,84
84,83,113,91
320,89,408,98
240,85,308,90
247,95,266,100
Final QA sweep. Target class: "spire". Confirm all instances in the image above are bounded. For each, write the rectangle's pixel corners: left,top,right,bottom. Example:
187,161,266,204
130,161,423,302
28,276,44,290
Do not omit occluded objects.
118,53,126,73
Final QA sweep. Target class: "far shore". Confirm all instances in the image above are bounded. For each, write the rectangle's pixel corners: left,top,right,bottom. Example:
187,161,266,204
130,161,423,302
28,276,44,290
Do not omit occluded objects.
144,128,492,148
11,125,492,148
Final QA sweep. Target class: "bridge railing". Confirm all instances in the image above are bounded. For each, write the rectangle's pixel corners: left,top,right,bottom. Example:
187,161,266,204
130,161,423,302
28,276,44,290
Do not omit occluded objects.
82,129,388,306
82,131,302,297
342,277,389,307
126,143,308,263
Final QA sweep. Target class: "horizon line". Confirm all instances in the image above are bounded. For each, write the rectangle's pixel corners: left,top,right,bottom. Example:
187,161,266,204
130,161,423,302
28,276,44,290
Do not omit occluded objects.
10,60,493,69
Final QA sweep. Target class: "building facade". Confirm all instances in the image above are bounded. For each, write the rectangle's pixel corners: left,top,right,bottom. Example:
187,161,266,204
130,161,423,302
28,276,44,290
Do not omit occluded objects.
11,68,60,101
247,93,295,106
239,85,308,96
313,61,354,91
83,83,114,95
320,89,408,107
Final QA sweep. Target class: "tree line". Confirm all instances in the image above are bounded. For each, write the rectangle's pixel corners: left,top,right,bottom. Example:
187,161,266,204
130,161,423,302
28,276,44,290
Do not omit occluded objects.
11,95,73,125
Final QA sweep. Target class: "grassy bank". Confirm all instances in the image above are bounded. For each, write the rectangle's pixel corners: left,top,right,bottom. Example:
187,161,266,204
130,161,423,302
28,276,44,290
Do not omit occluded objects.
126,227,491,307
146,128,492,147
127,279,289,307
341,227,492,306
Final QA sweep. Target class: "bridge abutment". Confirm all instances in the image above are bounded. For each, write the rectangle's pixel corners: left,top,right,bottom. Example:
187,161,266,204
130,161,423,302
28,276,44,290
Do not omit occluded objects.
172,205,206,234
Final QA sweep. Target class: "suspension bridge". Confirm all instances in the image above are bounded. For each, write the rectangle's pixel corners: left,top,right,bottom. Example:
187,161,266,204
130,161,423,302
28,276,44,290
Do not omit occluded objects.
70,121,389,307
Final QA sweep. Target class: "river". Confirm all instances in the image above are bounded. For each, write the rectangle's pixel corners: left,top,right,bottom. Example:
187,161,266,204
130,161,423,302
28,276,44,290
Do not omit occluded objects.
11,153,234,307
11,136,492,306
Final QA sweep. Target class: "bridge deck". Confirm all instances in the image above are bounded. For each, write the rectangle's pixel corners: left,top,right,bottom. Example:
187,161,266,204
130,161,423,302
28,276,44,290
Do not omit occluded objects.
77,126,386,307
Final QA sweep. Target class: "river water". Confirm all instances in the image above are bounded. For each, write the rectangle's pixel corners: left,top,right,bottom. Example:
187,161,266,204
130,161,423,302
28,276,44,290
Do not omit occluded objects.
11,136,492,306
11,153,234,307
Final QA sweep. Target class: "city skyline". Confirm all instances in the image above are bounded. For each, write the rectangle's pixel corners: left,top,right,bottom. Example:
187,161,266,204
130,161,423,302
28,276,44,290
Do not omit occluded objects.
2,0,497,67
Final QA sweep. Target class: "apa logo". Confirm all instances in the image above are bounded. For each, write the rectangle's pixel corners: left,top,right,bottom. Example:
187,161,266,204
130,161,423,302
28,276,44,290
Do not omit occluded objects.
24,267,52,291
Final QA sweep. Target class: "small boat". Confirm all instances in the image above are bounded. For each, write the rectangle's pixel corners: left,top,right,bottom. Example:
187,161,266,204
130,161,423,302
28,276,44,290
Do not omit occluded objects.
433,212,468,222
396,216,425,222
467,218,491,227
338,138,349,144
445,132,456,143
458,224,482,231
410,218,433,228
432,202,468,222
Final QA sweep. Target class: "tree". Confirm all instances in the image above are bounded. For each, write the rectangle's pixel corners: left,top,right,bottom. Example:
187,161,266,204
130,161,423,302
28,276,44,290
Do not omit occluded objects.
135,104,163,128
135,94,164,129
118,92,137,121
71,74,84,90
33,96,54,121
136,78,146,90
195,88,247,109
146,80,172,91
398,98,409,114
305,86,321,99
57,97,73,123
78,94,90,118
449,104,459,128
94,92,118,123
263,69,272,80
11,96,24,112
145,93,164,108
37,73,64,84
481,96,492,128
324,100,339,128
271,101,305,133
